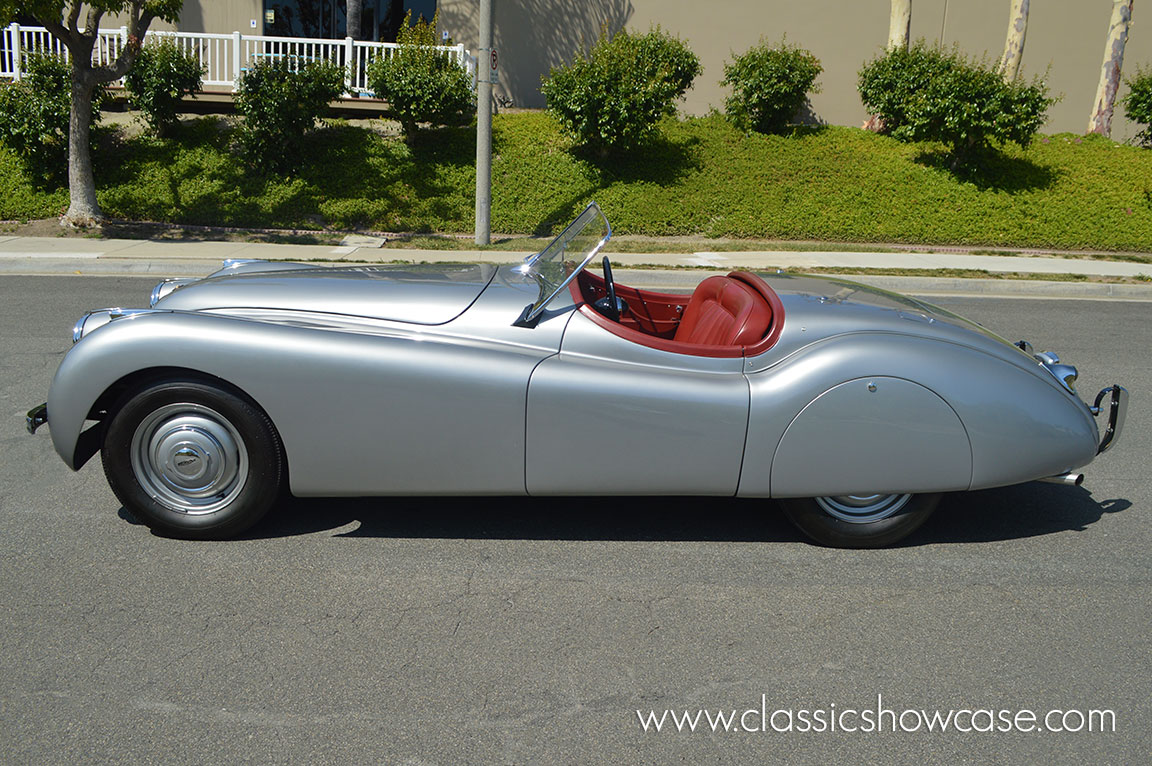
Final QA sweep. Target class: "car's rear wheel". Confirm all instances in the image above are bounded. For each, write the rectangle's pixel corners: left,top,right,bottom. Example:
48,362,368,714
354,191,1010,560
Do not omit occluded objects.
779,492,940,548
102,379,283,539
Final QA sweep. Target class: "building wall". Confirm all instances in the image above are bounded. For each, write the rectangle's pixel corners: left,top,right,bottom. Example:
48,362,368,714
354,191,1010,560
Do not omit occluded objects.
439,0,1150,141
171,1,263,34
121,0,1151,140
105,1,263,34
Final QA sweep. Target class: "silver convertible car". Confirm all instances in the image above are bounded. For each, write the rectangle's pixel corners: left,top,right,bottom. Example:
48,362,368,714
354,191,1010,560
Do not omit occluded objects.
27,203,1128,547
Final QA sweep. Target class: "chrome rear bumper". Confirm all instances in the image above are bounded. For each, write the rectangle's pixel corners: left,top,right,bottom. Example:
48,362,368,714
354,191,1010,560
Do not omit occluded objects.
26,403,47,435
1092,385,1128,454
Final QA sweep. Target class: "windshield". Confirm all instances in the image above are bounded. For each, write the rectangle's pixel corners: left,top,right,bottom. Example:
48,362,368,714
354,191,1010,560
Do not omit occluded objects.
518,202,611,322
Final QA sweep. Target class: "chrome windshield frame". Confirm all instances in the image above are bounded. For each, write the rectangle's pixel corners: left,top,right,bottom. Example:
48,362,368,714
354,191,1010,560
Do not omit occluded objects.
518,202,612,323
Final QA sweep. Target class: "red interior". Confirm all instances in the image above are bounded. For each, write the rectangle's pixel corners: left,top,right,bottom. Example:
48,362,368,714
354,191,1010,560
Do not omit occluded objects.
572,269,785,358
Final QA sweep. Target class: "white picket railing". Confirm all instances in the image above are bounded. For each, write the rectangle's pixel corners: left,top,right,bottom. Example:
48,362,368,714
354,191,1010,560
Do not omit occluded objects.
1,22,474,96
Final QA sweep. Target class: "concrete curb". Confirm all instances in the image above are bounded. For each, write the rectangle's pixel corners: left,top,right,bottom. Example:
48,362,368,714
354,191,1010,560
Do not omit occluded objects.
4,258,1151,301
1,234,1150,300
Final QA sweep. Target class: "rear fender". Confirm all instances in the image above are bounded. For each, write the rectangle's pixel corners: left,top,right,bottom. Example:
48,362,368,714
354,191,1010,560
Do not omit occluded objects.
739,333,1099,497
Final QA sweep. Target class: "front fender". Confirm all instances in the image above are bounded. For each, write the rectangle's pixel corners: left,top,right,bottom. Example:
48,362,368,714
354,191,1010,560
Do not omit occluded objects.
47,312,284,470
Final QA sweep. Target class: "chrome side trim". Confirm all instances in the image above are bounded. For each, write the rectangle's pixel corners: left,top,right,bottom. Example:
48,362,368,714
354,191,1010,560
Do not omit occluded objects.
1093,385,1129,454
26,403,48,434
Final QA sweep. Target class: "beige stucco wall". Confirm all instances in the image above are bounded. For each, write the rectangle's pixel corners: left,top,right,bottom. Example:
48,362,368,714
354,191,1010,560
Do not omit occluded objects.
170,0,264,34
119,0,1150,139
439,0,1150,141
105,1,262,34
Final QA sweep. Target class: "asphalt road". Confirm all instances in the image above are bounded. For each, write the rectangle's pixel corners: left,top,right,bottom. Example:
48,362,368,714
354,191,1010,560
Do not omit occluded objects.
2,275,1149,765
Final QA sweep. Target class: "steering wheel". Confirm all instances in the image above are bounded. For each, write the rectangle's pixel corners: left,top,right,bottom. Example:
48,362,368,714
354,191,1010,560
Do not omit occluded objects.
602,255,620,320
591,255,626,321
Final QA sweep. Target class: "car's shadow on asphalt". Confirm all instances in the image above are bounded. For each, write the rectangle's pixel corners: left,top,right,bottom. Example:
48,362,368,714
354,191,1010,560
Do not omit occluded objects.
924,483,1130,545
117,481,1131,546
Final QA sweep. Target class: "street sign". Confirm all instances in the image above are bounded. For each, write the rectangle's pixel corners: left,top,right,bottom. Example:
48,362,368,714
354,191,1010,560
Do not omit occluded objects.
489,49,498,84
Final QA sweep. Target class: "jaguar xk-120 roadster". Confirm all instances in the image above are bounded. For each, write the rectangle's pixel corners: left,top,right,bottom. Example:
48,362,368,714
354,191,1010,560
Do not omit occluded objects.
27,203,1127,547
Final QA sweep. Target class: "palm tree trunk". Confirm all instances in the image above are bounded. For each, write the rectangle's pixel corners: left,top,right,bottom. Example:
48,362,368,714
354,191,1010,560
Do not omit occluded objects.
998,0,1029,82
1088,0,1134,136
347,0,363,39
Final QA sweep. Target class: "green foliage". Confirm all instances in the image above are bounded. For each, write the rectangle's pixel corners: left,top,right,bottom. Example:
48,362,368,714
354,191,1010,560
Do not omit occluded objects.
234,57,343,173
365,10,474,136
1123,66,1152,147
858,43,1054,168
3,114,1152,252
722,38,822,134
0,52,105,181
123,40,204,137
0,1,184,27
540,26,701,154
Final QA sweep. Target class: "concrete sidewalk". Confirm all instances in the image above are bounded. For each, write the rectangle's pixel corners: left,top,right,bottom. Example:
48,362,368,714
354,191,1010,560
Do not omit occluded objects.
1,234,1150,300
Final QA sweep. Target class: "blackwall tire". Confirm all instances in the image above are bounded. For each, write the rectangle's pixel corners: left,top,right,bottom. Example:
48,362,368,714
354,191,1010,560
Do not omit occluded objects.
101,380,283,539
780,493,941,548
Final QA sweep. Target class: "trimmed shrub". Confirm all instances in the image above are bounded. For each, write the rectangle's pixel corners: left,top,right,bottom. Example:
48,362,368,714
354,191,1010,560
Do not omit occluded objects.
234,57,343,173
541,26,701,155
858,42,1053,168
124,40,205,137
722,39,822,134
1122,66,1152,146
366,10,474,136
0,52,106,181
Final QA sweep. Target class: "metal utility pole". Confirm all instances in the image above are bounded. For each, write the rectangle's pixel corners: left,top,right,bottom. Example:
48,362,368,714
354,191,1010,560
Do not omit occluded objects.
475,0,494,244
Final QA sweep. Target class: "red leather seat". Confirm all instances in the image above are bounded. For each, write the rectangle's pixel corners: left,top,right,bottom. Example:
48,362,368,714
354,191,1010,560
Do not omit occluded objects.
673,275,773,346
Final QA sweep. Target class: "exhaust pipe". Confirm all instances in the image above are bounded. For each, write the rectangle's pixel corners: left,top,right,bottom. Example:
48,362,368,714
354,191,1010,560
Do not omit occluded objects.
1039,472,1084,486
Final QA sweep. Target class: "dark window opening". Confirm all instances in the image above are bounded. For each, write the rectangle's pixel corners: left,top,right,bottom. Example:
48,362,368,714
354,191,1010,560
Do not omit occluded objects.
263,0,438,42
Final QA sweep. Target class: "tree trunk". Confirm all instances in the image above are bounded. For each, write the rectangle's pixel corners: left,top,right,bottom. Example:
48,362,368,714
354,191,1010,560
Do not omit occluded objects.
887,0,912,50
347,0,363,39
1088,0,1134,136
998,0,1029,82
865,0,911,132
64,71,102,227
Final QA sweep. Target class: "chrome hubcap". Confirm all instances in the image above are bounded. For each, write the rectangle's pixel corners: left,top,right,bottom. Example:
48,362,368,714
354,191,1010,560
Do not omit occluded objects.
130,403,248,514
815,493,912,524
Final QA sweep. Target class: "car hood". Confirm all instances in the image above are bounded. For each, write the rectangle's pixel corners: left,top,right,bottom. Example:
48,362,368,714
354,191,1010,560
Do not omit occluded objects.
156,262,499,325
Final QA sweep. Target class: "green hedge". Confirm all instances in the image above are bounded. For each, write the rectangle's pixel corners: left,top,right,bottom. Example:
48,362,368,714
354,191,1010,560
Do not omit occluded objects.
541,27,700,154
3,113,1152,252
1123,65,1152,147
0,53,107,182
234,57,343,173
859,43,1053,168
365,10,473,136
124,40,205,137
722,39,822,134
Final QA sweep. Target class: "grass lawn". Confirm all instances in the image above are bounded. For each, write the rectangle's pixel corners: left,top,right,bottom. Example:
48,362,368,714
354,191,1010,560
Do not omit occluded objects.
2,111,1151,251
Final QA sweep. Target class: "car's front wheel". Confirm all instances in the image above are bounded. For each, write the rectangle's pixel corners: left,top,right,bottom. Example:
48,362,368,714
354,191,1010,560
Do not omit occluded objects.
779,493,940,548
102,379,283,539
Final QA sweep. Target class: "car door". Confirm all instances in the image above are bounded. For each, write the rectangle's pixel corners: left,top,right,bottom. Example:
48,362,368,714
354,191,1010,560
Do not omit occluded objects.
525,309,750,495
